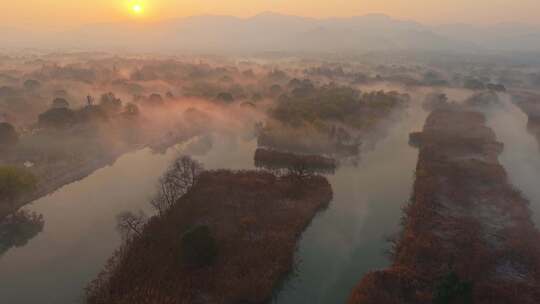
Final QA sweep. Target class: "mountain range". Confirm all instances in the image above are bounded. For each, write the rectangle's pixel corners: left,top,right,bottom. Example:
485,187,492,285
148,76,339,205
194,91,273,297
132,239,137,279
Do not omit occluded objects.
3,12,540,53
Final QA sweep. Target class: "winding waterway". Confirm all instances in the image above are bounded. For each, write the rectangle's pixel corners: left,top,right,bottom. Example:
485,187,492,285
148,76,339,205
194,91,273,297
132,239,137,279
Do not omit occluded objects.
9,91,540,304
0,134,257,304
0,102,428,304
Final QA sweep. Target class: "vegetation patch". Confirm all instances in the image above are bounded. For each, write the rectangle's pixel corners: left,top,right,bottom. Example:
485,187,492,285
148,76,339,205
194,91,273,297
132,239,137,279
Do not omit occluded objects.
349,105,540,304
86,167,333,304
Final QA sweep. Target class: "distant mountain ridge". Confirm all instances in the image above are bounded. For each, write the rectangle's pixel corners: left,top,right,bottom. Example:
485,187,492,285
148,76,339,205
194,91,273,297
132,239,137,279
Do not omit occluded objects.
3,12,540,53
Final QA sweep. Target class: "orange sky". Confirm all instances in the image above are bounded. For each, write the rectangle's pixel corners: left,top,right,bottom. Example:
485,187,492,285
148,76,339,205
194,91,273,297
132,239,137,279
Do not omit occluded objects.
5,0,540,30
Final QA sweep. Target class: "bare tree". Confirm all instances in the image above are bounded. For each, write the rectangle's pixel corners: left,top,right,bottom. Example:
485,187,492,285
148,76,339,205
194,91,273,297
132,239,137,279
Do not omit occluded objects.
150,155,204,214
116,211,147,241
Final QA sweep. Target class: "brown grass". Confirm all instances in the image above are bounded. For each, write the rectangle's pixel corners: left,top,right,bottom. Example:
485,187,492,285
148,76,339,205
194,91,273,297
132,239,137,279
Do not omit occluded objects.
86,170,332,304
349,106,540,304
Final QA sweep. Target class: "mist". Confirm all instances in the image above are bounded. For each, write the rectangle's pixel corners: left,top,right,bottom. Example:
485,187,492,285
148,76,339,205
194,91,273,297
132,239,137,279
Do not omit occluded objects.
2,6,540,304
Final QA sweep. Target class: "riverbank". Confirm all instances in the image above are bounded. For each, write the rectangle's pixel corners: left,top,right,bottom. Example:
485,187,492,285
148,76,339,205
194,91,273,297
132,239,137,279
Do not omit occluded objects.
349,105,540,303
86,170,333,304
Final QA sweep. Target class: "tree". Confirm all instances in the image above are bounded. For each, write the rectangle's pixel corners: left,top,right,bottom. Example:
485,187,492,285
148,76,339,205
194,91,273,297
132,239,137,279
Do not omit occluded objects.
99,92,122,114
486,83,506,92
216,92,234,103
0,122,18,146
51,97,69,109
116,211,147,241
150,156,203,214
38,107,76,129
76,105,108,123
0,166,37,200
23,79,40,91
123,102,140,117
433,272,473,304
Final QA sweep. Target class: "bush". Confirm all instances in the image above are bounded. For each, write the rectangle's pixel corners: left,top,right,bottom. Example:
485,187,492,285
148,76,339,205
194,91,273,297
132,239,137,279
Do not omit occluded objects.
38,107,76,129
180,225,217,267
23,79,40,91
0,166,37,200
216,92,234,103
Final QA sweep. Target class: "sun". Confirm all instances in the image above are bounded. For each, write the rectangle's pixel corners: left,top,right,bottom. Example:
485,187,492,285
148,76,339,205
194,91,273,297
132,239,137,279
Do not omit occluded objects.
131,4,143,14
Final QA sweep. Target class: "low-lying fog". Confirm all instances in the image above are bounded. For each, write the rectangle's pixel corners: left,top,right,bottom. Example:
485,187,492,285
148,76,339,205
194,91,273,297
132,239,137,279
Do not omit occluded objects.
2,51,540,303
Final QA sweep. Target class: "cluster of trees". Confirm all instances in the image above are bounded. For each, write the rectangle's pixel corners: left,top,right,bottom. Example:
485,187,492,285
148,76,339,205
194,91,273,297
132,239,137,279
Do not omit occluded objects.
33,64,97,83
271,83,408,129
38,93,139,129
116,155,204,240
0,210,44,256
150,156,204,215
464,78,506,92
257,82,408,157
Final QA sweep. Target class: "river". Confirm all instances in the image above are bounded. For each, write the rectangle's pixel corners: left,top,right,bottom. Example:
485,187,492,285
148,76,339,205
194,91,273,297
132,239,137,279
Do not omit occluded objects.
0,96,461,304
274,100,427,304
486,95,540,226
0,134,257,304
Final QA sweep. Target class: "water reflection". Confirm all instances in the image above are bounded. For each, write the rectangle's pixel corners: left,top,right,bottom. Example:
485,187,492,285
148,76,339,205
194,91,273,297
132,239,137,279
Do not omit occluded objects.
0,143,189,303
0,133,257,304
0,210,44,257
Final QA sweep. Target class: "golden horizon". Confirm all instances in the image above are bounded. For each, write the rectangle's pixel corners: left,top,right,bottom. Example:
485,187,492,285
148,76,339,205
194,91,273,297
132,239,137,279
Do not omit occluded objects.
4,0,540,30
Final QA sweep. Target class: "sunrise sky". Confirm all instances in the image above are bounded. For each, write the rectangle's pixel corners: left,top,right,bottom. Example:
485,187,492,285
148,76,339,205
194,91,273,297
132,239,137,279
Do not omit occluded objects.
5,0,540,30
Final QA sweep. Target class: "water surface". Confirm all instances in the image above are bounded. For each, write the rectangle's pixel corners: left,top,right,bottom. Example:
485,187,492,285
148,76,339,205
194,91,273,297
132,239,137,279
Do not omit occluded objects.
0,134,256,304
0,103,429,304
275,102,427,303
487,96,540,226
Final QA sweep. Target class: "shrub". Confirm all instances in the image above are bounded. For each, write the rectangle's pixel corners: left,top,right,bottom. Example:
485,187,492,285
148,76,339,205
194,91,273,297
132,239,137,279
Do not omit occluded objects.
180,225,217,267
433,272,473,304
0,122,18,146
51,97,70,109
